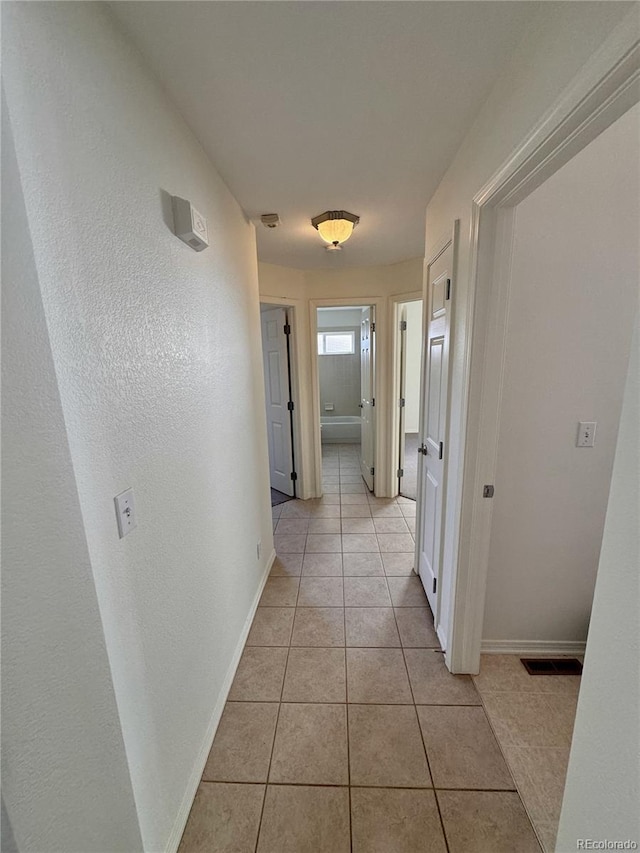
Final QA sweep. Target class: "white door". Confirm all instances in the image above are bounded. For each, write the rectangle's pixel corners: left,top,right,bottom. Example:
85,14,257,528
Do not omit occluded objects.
359,306,375,491
416,241,453,615
261,307,294,496
397,305,408,490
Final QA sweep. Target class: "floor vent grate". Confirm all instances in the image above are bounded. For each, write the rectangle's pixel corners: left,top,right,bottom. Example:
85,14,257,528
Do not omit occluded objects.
520,658,583,676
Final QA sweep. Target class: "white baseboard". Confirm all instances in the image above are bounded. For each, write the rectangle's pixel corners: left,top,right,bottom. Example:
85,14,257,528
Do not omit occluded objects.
436,623,448,652
481,639,586,656
165,548,276,853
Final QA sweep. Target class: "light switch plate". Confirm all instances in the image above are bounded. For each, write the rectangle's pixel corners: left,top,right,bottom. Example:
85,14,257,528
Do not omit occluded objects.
114,488,137,538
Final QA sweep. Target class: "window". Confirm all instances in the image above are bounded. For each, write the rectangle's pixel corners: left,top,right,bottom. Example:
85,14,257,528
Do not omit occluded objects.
317,330,356,356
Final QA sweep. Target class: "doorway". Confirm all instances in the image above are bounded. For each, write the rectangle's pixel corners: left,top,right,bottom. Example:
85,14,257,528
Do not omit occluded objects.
315,306,375,495
260,303,297,506
396,299,423,500
468,103,639,853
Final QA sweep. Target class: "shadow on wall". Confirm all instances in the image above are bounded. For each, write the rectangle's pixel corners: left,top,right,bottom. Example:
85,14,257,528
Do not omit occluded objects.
1,799,18,853
159,189,175,234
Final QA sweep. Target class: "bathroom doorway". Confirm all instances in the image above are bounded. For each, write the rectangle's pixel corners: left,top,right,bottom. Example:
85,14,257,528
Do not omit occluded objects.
315,306,375,495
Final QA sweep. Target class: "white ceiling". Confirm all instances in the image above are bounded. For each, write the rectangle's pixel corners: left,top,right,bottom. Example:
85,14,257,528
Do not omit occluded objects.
111,2,543,269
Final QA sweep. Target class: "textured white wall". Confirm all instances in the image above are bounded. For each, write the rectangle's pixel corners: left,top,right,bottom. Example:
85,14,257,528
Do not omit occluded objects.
1,91,143,853
483,104,640,643
556,315,639,851
424,2,633,648
2,4,273,851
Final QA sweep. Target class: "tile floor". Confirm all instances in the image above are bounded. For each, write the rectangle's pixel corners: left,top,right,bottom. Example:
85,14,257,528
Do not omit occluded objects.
473,655,581,852
179,445,543,853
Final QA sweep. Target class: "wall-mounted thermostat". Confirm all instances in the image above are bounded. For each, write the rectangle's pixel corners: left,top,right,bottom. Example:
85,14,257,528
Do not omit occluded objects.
172,196,209,251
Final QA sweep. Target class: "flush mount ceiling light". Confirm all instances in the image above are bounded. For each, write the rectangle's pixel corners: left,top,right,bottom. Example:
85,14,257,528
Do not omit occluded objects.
311,210,360,251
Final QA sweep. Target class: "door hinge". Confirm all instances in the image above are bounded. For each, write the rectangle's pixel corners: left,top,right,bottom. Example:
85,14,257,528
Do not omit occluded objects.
418,443,427,455
290,471,298,481
372,398,375,407
400,320,407,331
399,398,405,408
283,323,291,335
446,278,451,301
439,441,444,460
483,484,495,498
371,322,376,333
287,400,294,411
397,468,404,478
433,578,437,594
370,467,375,476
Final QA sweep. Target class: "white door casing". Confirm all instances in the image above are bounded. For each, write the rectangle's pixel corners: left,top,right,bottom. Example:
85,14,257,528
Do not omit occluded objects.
416,235,455,617
360,306,375,491
261,307,294,496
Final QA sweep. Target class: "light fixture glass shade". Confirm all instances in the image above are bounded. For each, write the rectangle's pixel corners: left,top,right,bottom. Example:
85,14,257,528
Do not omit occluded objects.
317,218,354,245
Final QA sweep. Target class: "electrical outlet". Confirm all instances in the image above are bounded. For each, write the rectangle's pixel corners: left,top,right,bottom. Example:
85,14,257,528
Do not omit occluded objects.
577,421,597,447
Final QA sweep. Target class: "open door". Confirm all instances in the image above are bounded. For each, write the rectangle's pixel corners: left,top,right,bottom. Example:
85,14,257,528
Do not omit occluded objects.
416,238,454,616
359,306,375,491
397,301,423,499
397,305,408,492
261,306,295,497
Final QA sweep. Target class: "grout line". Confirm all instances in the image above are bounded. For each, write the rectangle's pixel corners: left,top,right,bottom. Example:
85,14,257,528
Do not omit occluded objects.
432,787,452,853
412,680,451,853
344,604,353,853
201,779,520,793
253,597,294,853
245,643,441,651
228,697,485,707
390,591,452,850
472,680,545,850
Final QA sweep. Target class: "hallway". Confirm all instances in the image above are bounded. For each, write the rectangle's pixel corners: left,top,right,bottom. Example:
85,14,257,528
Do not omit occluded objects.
178,449,541,852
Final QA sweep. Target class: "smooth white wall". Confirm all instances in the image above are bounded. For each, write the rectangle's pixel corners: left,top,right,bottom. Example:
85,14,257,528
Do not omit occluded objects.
483,104,640,643
2,4,273,851
1,91,143,853
317,308,365,328
424,2,633,651
556,315,639,851
403,300,423,433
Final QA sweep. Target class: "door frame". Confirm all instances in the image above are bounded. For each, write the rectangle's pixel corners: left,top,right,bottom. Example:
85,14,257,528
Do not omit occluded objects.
260,300,306,499
447,16,640,673
389,290,423,498
310,297,388,497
